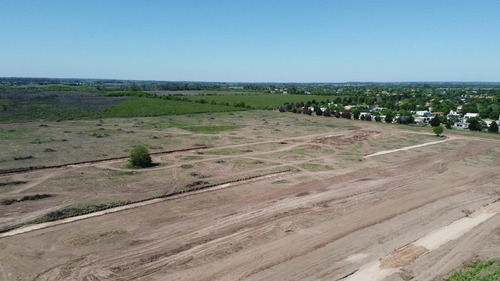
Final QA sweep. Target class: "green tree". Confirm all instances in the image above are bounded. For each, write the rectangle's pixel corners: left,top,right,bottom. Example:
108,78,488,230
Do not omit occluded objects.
430,116,441,127
488,121,498,133
128,145,153,168
468,117,482,131
489,110,500,120
433,126,443,136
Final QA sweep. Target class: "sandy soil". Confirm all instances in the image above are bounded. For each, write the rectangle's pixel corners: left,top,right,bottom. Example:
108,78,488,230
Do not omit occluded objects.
0,115,499,281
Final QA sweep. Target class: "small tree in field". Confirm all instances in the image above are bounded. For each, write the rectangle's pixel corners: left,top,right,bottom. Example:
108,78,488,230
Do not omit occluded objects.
433,126,444,136
128,145,153,168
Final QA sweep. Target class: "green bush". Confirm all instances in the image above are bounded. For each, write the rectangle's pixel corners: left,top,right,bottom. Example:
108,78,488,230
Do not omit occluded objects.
433,126,444,136
128,145,153,168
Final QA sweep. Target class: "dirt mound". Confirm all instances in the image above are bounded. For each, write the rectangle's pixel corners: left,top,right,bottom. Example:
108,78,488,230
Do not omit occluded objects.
310,130,380,146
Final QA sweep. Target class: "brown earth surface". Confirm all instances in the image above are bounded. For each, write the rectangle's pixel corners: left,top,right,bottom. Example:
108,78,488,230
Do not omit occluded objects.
0,112,499,281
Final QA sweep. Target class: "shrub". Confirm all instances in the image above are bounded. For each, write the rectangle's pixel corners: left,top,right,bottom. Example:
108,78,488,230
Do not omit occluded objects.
128,145,153,168
433,126,444,136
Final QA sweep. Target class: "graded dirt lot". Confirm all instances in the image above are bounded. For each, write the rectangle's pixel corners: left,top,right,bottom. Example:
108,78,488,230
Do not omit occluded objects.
0,111,499,281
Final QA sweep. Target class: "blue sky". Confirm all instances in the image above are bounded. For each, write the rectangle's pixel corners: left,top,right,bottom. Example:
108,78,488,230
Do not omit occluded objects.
1,0,499,82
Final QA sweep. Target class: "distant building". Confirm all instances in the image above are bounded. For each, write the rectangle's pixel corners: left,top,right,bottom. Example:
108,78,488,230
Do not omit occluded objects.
415,117,431,124
447,110,461,118
464,113,479,119
416,111,430,116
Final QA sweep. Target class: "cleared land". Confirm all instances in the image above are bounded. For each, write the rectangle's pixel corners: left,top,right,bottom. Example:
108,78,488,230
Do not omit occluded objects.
0,111,499,281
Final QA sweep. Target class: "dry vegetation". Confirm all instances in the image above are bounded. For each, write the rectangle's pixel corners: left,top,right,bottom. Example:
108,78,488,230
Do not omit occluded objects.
0,110,499,281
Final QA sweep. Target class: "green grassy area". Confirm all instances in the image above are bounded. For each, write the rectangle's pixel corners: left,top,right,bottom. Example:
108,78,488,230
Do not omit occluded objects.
0,92,247,123
443,259,500,281
181,125,242,133
0,84,96,92
185,94,334,109
102,98,245,118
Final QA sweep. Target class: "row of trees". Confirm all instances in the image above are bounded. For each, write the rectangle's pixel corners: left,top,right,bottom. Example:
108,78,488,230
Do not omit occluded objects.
278,101,499,133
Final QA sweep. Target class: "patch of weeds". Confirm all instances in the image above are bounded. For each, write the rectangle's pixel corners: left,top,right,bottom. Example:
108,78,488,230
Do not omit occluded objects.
300,163,334,171
186,181,209,188
43,148,56,152
0,181,27,187
189,172,211,178
180,164,193,169
183,155,203,161
107,171,134,178
14,155,33,160
2,194,54,205
173,186,189,193
31,138,56,144
32,200,131,223
443,259,500,281
271,179,290,184
89,131,108,138
215,160,225,164
182,125,242,134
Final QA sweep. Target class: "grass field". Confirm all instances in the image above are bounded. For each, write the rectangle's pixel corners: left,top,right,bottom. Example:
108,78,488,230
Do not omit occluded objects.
443,259,500,281
102,97,244,117
0,91,246,123
0,90,339,123
184,93,334,109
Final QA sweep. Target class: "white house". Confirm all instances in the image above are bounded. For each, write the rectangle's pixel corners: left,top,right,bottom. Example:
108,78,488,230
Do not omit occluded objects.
464,113,479,119
415,116,431,124
416,110,430,116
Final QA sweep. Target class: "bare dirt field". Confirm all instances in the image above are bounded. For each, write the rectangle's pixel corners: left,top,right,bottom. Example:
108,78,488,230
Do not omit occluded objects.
0,111,499,281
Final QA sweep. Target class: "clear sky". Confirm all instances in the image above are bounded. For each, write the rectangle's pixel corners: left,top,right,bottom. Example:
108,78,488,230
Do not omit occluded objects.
1,0,499,82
